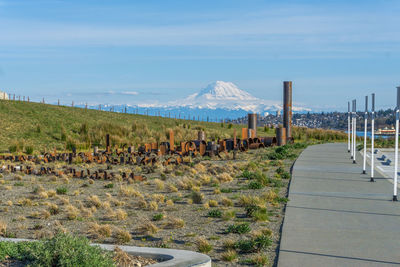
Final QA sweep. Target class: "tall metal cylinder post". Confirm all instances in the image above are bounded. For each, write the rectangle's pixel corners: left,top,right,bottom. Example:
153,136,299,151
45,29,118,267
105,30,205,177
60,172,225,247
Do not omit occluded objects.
363,96,368,174
348,102,351,153
353,99,357,164
351,100,354,159
371,93,375,182
276,127,287,146
394,87,400,201
248,113,257,137
283,81,292,140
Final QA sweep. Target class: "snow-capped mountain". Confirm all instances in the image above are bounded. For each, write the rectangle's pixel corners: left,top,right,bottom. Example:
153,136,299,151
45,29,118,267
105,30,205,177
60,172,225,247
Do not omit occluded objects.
86,81,310,120
145,81,308,114
189,81,257,101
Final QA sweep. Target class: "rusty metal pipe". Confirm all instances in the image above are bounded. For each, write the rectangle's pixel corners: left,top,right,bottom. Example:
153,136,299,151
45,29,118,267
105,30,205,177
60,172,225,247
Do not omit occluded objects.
276,127,287,146
283,81,292,139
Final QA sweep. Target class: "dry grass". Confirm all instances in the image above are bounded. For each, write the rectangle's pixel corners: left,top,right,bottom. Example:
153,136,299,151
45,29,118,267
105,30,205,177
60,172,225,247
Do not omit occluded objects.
154,179,164,190
88,222,112,239
115,209,128,220
115,229,132,244
87,195,102,208
197,237,213,253
137,220,159,236
164,217,185,229
0,221,7,236
66,205,79,220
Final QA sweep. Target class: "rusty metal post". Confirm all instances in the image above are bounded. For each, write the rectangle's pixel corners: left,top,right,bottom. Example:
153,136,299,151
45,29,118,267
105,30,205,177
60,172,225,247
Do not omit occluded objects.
283,81,292,139
276,127,287,146
169,130,174,151
106,134,110,153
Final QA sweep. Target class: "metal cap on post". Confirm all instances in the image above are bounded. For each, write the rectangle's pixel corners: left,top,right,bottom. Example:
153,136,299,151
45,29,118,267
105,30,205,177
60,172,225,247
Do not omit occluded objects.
372,93,375,112
397,87,400,110
365,95,368,113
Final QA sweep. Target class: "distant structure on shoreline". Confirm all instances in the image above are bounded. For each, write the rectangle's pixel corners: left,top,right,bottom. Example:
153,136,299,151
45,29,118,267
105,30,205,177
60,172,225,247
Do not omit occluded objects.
0,91,8,100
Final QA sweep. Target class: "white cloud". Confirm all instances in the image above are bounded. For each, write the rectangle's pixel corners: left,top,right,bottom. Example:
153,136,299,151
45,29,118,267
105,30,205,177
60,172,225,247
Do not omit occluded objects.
121,91,138,95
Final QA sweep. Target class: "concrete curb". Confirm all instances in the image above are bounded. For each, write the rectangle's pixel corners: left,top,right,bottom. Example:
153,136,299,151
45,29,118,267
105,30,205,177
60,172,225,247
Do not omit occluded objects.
0,237,212,267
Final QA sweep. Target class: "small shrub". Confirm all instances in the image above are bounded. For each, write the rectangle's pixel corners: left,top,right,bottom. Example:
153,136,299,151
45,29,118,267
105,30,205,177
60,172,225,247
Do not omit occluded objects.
164,217,185,229
0,221,6,236
220,188,232,193
226,223,251,234
154,179,165,190
221,249,238,262
152,213,164,221
87,195,102,208
56,187,68,195
248,254,270,267
104,183,114,189
190,191,204,204
25,146,34,155
137,221,159,236
0,233,114,266
8,144,17,153
208,209,222,218
222,210,236,221
208,200,218,207
197,237,213,253
248,181,263,189
115,229,132,244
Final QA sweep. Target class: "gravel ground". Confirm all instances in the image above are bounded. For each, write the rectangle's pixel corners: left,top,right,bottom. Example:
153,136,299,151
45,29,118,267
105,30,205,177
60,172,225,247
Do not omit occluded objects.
0,146,302,266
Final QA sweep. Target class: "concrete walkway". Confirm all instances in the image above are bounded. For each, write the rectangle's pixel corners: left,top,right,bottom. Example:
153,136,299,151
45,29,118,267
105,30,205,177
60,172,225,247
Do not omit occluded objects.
278,143,400,267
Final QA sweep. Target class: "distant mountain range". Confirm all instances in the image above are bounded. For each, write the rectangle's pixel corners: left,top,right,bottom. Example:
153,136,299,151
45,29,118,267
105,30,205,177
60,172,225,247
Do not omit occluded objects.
85,81,311,120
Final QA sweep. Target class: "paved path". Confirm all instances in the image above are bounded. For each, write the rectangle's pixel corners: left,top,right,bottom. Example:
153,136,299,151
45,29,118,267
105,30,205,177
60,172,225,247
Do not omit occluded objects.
278,143,400,267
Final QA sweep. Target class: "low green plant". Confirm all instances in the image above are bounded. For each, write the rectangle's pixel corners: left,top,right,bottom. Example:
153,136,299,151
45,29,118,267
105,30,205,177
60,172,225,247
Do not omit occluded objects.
248,181,263,189
220,188,232,193
234,234,272,253
226,223,251,234
25,146,34,155
104,183,114,189
208,209,222,218
190,191,204,204
222,210,236,221
56,187,68,195
152,213,164,221
0,233,114,266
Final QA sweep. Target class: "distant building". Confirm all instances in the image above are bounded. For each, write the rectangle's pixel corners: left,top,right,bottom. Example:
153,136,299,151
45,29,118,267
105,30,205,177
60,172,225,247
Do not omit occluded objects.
0,91,8,100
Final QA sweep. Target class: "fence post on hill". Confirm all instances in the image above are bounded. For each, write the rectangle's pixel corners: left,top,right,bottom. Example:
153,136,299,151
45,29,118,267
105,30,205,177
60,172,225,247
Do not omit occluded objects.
363,95,368,174
371,93,375,182
393,87,400,201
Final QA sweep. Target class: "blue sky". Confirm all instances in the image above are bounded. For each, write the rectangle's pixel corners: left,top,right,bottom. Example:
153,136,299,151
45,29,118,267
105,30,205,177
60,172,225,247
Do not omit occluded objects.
0,0,399,111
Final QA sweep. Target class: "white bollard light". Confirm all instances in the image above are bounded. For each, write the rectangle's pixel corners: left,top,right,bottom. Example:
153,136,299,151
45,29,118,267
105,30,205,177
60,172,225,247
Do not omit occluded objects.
394,87,400,201
348,102,351,153
351,100,354,160
371,93,375,182
363,96,368,174
353,99,357,164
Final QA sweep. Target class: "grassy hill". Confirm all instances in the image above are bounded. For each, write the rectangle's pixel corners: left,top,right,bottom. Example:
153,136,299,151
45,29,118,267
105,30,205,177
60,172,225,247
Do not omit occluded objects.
0,100,275,154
